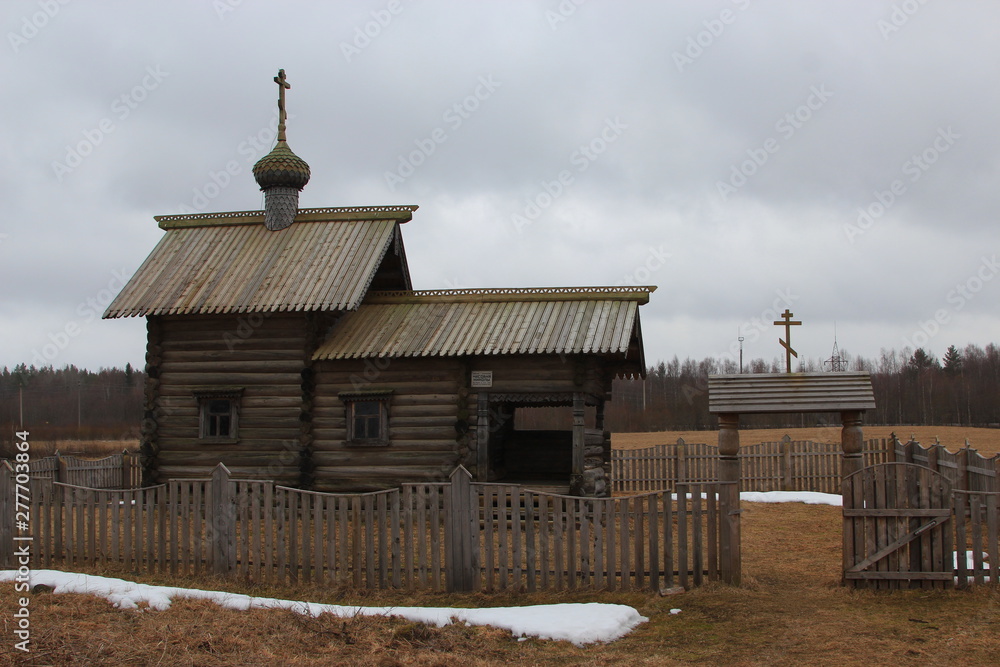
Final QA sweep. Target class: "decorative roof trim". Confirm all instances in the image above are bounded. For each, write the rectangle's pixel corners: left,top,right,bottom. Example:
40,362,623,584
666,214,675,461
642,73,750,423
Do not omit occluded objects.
365,286,656,305
155,205,419,229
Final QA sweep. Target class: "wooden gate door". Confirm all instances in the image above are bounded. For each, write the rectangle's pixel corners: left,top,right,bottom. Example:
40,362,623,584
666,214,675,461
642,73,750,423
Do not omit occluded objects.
843,463,953,589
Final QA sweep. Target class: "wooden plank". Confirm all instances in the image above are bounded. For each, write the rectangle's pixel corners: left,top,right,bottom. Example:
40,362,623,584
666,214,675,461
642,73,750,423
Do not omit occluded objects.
580,497,590,588
677,484,688,590
539,494,550,590
554,497,564,591
376,492,387,588
391,489,401,589
648,493,659,591
403,486,413,590
430,486,441,592
498,487,509,590
525,492,537,593
512,488,523,589
567,497,577,590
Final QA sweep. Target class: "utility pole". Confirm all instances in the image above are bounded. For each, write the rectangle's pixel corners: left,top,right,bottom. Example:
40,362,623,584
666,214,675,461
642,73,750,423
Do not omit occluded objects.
738,327,745,374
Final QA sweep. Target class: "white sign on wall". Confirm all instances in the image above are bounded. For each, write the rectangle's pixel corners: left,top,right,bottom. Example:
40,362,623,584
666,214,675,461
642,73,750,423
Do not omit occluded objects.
471,371,493,388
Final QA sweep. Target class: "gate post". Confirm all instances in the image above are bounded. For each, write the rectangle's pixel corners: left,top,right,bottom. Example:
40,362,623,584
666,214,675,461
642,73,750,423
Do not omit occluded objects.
840,411,864,480
718,413,741,585
445,466,477,592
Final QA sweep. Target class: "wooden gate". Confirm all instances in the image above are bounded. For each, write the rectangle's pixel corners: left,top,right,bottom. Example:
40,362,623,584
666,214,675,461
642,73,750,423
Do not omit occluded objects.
843,463,953,589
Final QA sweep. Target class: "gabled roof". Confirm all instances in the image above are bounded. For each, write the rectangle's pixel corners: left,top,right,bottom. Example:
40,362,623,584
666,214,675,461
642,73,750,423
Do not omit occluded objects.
313,287,654,374
104,206,416,318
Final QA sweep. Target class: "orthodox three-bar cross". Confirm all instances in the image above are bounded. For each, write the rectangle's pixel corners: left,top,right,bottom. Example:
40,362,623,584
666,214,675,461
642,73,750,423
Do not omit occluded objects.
274,69,290,141
773,308,801,373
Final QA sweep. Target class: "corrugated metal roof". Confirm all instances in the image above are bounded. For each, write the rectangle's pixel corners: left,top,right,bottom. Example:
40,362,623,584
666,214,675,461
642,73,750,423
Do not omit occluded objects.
708,372,876,414
104,207,416,318
313,287,653,360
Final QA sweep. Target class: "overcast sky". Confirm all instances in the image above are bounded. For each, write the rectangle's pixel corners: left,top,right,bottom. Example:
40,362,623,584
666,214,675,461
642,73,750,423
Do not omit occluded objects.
2,0,998,373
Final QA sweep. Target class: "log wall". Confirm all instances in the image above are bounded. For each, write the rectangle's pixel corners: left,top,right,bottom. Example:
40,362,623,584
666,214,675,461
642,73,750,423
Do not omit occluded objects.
312,357,465,491
152,313,313,486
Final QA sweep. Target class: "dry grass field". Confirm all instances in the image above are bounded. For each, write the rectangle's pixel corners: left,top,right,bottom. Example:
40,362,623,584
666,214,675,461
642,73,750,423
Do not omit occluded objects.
3,501,999,666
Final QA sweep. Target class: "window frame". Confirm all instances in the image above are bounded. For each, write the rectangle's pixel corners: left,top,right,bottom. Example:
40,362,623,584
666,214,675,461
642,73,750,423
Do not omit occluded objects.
340,390,392,447
193,387,244,443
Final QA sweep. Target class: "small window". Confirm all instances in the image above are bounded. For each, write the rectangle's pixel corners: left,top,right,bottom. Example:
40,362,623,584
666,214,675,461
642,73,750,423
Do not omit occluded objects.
340,391,391,447
205,399,234,437
194,388,243,441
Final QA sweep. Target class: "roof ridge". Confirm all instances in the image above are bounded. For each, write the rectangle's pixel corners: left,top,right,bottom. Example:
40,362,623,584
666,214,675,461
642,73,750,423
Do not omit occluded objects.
155,205,418,229
364,286,656,305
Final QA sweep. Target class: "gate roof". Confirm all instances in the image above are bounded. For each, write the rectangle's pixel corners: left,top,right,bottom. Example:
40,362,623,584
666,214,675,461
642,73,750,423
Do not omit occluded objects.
708,372,875,414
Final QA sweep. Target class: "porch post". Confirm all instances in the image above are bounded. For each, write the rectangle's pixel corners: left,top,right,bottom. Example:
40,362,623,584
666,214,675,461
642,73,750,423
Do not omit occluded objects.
570,392,586,494
476,393,489,482
717,412,741,585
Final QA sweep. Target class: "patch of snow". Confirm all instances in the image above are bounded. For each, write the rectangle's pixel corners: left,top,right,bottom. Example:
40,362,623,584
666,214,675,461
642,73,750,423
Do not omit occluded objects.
740,491,842,506
0,570,648,647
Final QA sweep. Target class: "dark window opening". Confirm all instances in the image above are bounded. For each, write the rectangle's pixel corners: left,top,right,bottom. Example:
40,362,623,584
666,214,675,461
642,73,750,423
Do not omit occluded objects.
353,400,382,440
340,391,392,447
194,388,243,441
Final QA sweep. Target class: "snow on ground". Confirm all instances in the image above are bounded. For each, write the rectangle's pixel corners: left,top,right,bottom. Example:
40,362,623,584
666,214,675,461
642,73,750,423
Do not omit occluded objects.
0,570,647,647
740,491,842,506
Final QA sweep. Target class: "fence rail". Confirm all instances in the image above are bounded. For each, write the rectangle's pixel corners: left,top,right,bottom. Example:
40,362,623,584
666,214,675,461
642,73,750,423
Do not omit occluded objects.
612,435,1000,495
0,464,734,593
0,451,140,490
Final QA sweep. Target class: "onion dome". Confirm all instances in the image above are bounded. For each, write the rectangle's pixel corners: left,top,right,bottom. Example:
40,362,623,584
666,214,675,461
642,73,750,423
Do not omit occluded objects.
253,140,311,190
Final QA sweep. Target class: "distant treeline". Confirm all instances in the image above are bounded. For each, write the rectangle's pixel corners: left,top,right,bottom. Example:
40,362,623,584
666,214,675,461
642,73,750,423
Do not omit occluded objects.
3,343,999,443
605,344,1000,432
0,364,144,444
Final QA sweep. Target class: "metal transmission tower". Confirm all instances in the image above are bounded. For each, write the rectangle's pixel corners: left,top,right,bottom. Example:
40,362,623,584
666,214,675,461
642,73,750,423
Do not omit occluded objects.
824,325,847,372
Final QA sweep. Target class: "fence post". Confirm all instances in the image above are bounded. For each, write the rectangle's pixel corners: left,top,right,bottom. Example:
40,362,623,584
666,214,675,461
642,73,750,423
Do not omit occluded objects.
676,438,687,483
717,414,741,586
445,466,477,592
957,445,970,493
781,435,793,491
54,451,64,484
209,463,235,576
121,450,131,489
0,462,13,568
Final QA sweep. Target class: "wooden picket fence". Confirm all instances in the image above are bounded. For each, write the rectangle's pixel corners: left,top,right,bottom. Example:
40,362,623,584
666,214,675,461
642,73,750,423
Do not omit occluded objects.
0,464,734,593
954,489,1000,588
612,435,1000,495
0,451,140,490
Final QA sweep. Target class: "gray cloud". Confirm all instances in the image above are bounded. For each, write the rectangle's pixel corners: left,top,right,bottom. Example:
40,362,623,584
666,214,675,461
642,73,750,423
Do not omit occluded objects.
2,0,998,371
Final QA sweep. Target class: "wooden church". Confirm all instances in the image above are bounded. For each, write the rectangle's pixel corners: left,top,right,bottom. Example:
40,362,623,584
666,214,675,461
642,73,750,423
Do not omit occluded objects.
105,71,654,497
